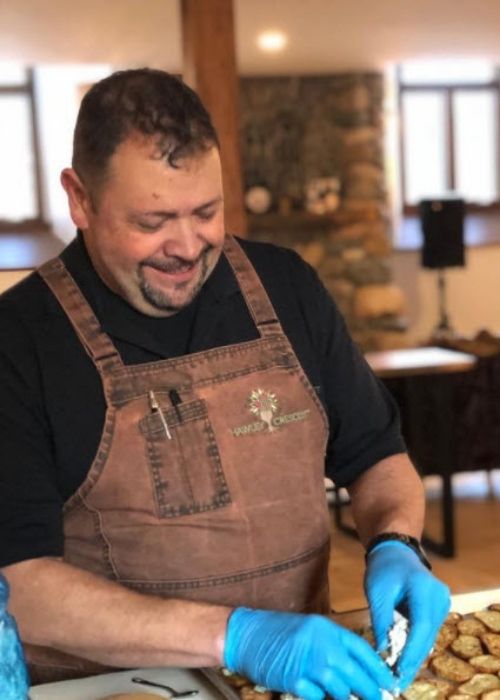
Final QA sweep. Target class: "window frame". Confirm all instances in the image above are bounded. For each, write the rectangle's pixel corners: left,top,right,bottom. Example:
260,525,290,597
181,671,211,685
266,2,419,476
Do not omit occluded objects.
0,67,48,232
398,68,500,216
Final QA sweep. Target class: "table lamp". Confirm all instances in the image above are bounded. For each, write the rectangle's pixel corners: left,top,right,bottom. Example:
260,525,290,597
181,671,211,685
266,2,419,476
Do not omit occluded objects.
419,196,465,339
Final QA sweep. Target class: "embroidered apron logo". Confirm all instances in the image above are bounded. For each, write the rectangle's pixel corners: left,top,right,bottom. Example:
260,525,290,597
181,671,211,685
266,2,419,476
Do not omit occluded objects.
248,388,278,432
230,388,310,437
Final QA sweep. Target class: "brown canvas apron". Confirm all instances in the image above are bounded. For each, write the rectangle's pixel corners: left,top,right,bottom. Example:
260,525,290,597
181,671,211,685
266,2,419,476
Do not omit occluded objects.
27,235,331,684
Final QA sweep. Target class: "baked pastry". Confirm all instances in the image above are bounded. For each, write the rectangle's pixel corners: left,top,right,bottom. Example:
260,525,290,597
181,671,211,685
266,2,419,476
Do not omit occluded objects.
98,694,165,699
469,654,500,673
475,612,500,633
450,634,484,660
457,619,487,637
434,624,458,653
481,691,500,700
430,653,475,682
457,672,500,695
402,680,446,700
425,678,455,696
240,687,273,700
482,633,500,656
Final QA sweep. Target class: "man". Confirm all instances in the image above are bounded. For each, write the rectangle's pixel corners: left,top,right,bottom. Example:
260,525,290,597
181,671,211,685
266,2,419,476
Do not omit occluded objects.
0,69,449,698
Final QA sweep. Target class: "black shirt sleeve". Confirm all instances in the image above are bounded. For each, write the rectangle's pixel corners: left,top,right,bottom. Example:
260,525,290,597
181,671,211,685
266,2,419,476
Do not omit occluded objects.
265,246,406,487
0,308,64,567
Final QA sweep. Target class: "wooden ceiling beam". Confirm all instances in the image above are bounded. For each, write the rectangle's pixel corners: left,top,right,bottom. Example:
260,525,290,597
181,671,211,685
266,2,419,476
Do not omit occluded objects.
181,0,247,236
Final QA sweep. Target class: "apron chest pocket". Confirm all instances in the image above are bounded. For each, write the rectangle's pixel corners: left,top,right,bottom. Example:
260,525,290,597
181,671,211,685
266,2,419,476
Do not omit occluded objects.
139,397,231,518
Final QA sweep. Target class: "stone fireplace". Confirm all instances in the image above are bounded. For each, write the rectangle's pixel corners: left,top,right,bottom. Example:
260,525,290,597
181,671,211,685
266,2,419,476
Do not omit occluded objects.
240,73,407,351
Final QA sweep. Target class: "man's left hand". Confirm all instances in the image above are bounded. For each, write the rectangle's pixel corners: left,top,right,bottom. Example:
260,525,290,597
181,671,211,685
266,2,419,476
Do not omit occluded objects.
364,541,450,690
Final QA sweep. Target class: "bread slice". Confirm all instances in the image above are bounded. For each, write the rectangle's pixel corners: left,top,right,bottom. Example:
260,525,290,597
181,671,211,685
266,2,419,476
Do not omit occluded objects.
430,653,475,682
469,655,500,673
458,619,488,637
457,673,500,695
488,605,500,613
482,634,500,657
475,612,500,633
451,634,484,660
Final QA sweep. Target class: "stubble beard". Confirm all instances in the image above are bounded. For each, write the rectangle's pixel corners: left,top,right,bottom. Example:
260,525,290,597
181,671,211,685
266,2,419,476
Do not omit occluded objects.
137,247,212,314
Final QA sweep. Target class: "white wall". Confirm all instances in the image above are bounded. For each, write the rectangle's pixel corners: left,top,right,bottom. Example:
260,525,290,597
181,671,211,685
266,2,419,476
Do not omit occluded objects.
0,0,181,70
34,64,111,243
3,0,500,74
392,246,500,343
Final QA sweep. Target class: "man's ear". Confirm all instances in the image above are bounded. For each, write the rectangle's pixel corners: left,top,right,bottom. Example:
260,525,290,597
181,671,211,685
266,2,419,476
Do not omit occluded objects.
60,168,93,229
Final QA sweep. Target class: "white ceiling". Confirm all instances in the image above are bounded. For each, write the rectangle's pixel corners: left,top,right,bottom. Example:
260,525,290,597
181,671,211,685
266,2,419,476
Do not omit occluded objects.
3,0,500,73
235,0,500,74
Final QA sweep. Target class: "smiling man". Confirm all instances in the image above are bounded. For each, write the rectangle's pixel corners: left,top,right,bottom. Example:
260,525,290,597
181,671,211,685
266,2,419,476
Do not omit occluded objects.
0,69,449,699
62,132,225,317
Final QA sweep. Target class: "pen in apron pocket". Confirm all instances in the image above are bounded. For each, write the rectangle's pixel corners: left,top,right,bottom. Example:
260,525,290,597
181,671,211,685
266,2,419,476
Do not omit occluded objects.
148,390,172,439
169,389,183,423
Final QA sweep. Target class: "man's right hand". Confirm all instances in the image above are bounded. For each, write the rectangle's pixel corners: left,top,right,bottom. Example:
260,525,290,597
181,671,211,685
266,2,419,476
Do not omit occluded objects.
223,608,397,700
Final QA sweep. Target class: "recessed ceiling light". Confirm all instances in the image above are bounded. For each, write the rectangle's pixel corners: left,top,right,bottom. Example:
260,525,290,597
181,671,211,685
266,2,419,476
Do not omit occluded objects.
257,30,288,53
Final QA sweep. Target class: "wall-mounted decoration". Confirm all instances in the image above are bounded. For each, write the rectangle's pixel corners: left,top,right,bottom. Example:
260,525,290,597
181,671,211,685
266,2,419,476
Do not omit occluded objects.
244,185,273,214
305,176,340,215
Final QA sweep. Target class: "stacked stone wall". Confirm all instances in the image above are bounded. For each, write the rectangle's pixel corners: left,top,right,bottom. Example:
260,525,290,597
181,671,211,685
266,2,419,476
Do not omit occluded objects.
241,73,408,351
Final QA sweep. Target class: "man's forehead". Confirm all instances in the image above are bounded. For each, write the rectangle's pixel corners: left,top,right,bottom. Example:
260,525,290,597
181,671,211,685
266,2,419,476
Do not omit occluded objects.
104,137,222,204
127,194,223,219
113,131,218,168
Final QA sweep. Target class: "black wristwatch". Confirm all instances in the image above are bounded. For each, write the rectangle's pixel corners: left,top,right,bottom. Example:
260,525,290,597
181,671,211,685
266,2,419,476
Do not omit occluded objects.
365,532,432,570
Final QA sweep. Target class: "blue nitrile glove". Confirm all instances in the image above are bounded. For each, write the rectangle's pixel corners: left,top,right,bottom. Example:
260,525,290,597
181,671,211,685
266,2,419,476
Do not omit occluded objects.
364,541,450,690
0,575,30,700
224,607,397,700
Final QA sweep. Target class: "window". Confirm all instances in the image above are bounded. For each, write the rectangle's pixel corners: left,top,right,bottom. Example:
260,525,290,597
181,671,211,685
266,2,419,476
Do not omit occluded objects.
0,63,44,230
399,60,499,210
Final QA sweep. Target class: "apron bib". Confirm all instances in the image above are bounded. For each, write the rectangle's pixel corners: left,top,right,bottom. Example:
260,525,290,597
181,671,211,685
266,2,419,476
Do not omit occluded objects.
27,236,331,683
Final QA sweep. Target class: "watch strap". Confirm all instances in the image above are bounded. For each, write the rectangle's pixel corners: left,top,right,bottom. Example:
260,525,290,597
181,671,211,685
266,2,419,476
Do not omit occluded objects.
365,531,432,570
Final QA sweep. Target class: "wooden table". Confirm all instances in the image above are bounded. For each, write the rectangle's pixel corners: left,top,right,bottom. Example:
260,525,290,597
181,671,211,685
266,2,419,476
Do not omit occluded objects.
334,346,477,558
365,346,476,379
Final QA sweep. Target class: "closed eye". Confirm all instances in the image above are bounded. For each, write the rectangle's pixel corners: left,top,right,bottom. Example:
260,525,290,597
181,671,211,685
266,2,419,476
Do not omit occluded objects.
196,209,216,221
136,220,164,232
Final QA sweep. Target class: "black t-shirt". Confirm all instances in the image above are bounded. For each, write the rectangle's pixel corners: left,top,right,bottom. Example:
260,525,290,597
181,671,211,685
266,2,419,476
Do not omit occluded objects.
0,234,405,567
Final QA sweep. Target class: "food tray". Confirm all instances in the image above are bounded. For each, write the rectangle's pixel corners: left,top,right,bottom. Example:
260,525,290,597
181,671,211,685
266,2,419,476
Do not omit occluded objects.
30,666,226,700
29,588,500,699
204,588,500,700
330,587,500,629
200,668,242,700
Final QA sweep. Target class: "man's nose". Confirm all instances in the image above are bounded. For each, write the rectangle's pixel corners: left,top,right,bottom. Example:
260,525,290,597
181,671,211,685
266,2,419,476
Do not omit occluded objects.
162,217,202,260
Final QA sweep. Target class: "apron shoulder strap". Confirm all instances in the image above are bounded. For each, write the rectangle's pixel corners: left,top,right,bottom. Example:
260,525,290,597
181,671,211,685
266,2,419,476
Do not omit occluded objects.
223,236,284,339
38,257,123,373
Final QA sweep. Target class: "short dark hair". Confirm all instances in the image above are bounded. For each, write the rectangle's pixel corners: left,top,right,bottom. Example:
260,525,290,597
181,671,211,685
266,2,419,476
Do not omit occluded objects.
72,68,219,196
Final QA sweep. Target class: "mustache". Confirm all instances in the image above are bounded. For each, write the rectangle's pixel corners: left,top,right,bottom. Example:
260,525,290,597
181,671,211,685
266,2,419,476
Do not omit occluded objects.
140,246,212,274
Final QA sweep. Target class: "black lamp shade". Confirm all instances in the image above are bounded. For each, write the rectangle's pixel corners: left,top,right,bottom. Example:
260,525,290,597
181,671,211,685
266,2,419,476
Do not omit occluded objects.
419,198,465,269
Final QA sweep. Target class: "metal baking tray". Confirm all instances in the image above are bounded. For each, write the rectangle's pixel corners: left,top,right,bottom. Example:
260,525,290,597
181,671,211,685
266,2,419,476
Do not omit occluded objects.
200,588,500,700
200,668,242,700
30,666,227,700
